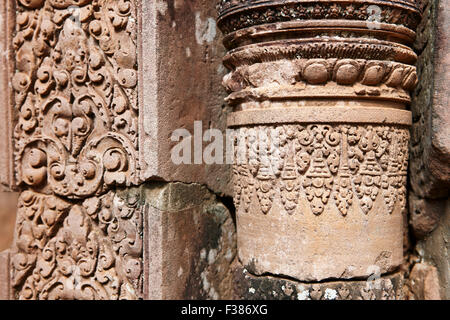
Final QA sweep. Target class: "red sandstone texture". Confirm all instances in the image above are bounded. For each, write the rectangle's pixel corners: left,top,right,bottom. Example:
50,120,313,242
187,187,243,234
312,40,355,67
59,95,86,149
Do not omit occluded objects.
0,0,14,190
0,193,18,252
0,0,234,300
407,263,441,300
139,0,231,196
0,0,448,301
408,0,450,299
144,183,236,299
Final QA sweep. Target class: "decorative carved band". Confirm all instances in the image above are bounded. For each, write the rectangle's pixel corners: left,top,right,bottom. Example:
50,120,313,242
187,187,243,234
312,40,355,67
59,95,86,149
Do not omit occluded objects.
231,123,409,216
224,38,417,66
217,0,422,34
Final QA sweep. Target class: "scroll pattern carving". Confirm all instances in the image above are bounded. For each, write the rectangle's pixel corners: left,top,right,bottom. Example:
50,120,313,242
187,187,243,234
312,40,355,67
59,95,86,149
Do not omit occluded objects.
10,0,142,300
13,0,139,198
232,124,409,216
11,190,142,300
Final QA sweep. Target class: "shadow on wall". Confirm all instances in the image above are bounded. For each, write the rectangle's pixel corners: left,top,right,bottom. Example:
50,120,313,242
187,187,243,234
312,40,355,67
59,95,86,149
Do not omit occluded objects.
0,192,18,251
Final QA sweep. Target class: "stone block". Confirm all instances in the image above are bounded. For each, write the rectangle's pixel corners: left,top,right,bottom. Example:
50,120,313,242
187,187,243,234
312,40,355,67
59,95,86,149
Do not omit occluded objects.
407,263,441,300
409,192,443,239
139,1,232,196
3,0,234,300
10,189,145,300
144,182,236,299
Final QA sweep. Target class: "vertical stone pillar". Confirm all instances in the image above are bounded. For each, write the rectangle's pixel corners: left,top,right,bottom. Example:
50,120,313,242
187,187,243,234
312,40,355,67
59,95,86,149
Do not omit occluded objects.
0,0,15,190
218,1,422,281
9,0,143,300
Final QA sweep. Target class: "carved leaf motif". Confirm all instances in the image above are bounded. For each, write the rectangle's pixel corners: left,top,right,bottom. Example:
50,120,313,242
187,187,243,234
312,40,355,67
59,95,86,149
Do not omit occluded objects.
302,125,340,216
11,190,142,300
11,0,142,300
13,0,139,198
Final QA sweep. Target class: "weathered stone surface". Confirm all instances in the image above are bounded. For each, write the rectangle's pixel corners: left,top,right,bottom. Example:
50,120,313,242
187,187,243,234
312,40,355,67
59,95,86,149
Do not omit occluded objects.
0,250,11,300
7,180,236,300
407,0,450,300
409,192,442,239
3,0,234,300
8,0,232,198
0,0,15,191
8,0,145,300
10,188,144,300
144,182,236,299
218,0,420,282
2,0,448,301
218,0,421,35
410,0,450,198
232,262,405,300
407,263,441,300
0,192,18,252
12,0,140,198
415,198,450,299
139,1,232,196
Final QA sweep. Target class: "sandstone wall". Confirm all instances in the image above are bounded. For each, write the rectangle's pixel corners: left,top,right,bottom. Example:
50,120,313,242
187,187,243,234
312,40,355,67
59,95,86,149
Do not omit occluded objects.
407,0,450,300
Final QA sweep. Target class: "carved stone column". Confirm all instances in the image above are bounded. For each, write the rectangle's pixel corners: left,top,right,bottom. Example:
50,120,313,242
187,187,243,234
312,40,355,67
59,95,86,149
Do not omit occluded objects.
218,0,422,281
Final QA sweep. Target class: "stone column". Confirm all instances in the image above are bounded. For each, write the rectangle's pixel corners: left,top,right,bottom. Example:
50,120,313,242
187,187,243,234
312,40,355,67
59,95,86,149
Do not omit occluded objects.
218,0,422,282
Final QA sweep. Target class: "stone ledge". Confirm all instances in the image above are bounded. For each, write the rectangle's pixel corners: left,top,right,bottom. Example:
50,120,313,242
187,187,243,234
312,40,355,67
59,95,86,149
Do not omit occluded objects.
228,107,412,127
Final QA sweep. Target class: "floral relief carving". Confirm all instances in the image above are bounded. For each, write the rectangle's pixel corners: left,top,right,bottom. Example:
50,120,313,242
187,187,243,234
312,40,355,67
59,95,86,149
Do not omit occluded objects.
231,124,409,216
232,128,254,213
13,0,139,198
10,0,142,300
11,189,142,300
223,59,418,105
